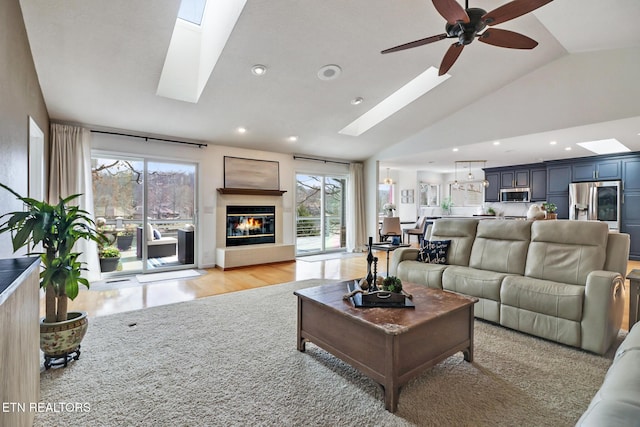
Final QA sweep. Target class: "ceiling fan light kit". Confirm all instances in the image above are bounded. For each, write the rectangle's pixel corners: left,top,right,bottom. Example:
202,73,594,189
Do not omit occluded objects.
382,0,554,75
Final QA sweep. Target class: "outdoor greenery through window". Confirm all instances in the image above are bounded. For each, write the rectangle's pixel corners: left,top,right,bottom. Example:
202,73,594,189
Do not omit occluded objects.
91,156,197,272
296,174,346,255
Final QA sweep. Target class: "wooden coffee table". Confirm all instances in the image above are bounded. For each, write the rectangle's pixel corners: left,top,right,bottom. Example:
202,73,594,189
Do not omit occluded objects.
294,281,478,412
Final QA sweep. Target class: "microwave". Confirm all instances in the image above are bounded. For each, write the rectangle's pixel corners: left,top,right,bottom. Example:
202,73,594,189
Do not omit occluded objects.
500,188,530,202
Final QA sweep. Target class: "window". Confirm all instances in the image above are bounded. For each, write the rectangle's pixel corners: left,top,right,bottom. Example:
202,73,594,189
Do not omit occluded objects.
378,183,394,215
450,182,484,207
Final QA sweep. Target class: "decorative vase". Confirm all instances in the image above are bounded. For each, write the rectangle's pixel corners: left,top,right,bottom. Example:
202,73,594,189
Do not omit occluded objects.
546,213,558,220
40,311,88,369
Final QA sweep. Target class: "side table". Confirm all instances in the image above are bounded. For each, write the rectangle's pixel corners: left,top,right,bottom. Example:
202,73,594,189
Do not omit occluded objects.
178,229,195,265
370,243,411,275
628,269,640,329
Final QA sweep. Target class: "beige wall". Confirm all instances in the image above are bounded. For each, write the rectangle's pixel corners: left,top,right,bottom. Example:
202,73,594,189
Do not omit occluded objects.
0,0,49,258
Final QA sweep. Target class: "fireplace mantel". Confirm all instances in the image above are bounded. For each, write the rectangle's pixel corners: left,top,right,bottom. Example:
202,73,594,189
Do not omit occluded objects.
217,188,286,196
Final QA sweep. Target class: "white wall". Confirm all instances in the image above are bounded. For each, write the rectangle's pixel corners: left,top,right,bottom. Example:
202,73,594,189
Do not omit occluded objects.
91,132,349,267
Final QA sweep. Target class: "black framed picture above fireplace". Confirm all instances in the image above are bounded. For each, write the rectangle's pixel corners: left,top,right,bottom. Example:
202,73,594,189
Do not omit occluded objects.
224,156,279,190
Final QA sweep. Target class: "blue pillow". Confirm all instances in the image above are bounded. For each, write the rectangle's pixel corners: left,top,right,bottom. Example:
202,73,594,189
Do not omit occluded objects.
153,229,162,240
417,240,451,264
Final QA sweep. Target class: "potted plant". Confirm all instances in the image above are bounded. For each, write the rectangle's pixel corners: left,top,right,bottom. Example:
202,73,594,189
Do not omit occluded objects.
99,245,121,272
0,183,105,368
542,202,558,219
116,228,134,251
440,197,453,216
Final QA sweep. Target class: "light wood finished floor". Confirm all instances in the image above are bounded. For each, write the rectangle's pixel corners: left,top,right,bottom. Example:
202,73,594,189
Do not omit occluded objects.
44,253,640,331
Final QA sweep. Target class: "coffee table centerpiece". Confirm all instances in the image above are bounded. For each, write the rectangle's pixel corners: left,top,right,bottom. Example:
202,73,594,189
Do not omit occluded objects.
344,276,415,308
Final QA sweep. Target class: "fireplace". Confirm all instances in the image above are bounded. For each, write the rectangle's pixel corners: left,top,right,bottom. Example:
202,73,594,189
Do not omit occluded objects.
226,206,275,246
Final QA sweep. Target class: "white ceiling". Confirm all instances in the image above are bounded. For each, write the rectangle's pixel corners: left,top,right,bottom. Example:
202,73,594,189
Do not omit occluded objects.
19,0,640,173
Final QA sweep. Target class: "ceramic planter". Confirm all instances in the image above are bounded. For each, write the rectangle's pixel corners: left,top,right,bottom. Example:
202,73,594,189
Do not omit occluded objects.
40,311,88,368
99,256,120,272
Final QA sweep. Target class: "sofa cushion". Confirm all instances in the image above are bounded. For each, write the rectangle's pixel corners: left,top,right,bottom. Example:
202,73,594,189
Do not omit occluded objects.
417,240,451,264
525,220,609,286
501,275,584,321
430,219,478,267
469,220,531,275
442,265,508,302
396,260,446,289
146,223,155,242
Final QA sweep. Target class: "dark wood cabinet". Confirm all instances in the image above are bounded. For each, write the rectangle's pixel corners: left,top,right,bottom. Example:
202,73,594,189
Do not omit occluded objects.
500,169,529,188
623,158,640,259
547,165,571,194
530,168,547,201
623,158,640,191
484,172,500,202
572,160,621,181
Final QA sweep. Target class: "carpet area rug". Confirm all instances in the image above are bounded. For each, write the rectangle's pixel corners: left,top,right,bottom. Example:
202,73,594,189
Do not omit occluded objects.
35,279,622,426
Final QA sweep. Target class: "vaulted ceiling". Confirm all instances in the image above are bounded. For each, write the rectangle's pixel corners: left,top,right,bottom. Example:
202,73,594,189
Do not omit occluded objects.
20,0,640,172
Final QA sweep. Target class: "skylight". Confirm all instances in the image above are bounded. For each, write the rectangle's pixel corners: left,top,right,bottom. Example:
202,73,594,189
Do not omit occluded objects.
339,67,450,137
178,0,207,26
157,0,247,103
576,138,631,155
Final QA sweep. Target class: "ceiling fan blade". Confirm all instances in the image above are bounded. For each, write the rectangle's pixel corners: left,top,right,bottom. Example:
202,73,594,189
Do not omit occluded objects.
381,34,449,54
439,43,464,75
482,0,553,26
432,0,470,24
478,28,538,49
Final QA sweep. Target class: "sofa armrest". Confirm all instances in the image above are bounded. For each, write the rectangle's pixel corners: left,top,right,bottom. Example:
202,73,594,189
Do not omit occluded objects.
389,248,419,276
581,271,625,354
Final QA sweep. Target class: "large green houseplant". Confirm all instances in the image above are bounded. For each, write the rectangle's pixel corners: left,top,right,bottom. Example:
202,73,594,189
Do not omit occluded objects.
0,183,105,367
0,183,104,322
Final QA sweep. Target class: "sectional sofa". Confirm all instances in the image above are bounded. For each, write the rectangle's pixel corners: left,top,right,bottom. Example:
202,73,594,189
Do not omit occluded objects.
576,320,640,425
390,218,630,355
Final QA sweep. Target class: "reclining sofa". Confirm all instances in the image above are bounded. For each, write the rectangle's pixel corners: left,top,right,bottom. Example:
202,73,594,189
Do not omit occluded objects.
390,218,630,355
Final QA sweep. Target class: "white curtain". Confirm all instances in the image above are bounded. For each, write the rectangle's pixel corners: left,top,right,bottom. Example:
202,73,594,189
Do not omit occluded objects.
347,162,367,252
49,123,100,281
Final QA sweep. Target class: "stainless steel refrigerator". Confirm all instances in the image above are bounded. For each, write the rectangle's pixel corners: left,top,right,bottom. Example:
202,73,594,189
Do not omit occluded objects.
568,180,621,231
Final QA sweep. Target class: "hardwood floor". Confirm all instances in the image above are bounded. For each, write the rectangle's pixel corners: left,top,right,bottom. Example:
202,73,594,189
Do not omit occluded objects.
49,253,640,331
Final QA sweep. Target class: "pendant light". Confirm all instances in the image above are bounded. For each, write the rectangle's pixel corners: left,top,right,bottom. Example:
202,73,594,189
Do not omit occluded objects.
452,162,460,189
482,160,490,187
383,168,393,185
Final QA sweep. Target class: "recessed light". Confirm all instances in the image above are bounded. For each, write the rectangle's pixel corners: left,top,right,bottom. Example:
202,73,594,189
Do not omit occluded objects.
452,148,459,152
317,64,342,81
565,147,572,151
351,97,364,105
237,127,247,134
550,141,557,145
288,136,298,142
251,64,267,76
493,141,500,146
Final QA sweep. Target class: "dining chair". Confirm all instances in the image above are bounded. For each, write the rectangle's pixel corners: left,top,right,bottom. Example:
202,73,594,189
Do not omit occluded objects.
379,217,402,243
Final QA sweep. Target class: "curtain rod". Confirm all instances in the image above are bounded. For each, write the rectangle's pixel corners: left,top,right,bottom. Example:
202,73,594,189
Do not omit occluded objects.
293,155,350,165
91,130,207,148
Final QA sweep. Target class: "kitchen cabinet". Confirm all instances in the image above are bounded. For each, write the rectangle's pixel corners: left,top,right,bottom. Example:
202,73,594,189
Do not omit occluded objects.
572,160,621,182
547,165,571,194
530,168,547,201
622,158,640,260
546,165,571,219
623,158,640,191
484,172,500,202
500,169,529,188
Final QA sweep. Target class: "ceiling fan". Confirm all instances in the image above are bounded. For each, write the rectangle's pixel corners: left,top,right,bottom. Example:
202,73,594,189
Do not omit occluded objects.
381,0,554,75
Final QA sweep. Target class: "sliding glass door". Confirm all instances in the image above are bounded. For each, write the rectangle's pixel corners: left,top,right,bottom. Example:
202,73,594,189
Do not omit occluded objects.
91,154,197,275
295,174,346,255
